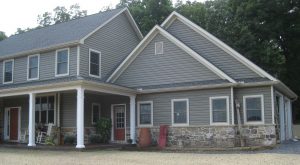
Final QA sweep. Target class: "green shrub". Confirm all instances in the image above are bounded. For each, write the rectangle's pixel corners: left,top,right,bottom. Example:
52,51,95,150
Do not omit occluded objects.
64,135,76,144
95,117,112,143
89,134,102,144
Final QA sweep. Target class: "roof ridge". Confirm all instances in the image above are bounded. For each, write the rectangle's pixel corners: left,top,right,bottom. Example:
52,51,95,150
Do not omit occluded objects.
6,8,124,39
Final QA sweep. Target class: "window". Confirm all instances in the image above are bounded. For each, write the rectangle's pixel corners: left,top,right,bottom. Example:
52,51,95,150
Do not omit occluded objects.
55,48,69,76
89,49,101,77
243,95,264,124
138,101,153,127
3,59,14,83
27,54,39,80
91,103,101,124
155,42,163,55
210,96,229,125
172,99,189,125
35,95,55,124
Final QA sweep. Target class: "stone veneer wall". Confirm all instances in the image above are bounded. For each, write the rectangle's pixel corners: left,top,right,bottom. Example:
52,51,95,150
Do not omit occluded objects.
61,127,96,144
136,125,276,148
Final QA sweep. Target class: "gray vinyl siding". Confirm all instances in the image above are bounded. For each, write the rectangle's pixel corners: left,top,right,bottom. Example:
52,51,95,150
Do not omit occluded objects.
166,19,260,80
234,86,273,124
60,92,77,127
115,34,221,88
137,88,233,126
60,92,130,128
2,96,29,130
84,93,130,128
80,13,140,80
0,46,78,85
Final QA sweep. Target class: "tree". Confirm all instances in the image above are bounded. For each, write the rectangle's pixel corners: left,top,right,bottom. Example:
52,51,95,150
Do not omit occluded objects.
117,0,174,35
0,31,7,41
15,4,87,35
38,4,87,26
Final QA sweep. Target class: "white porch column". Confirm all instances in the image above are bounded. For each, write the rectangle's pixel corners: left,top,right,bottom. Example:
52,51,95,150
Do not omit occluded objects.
76,87,85,148
28,93,36,147
130,95,136,144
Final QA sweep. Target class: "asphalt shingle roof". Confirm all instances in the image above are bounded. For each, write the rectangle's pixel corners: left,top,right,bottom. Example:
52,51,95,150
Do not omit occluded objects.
0,8,124,57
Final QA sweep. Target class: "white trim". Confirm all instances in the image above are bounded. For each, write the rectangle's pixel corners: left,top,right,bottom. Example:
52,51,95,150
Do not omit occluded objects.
137,101,153,127
4,107,21,142
27,54,40,81
209,96,230,126
111,104,127,143
3,59,14,84
230,87,235,125
91,103,101,125
155,42,163,55
107,25,236,83
171,98,189,126
80,8,143,43
271,86,275,124
57,92,61,127
243,95,265,125
161,11,277,81
55,48,70,77
77,45,80,76
88,48,101,78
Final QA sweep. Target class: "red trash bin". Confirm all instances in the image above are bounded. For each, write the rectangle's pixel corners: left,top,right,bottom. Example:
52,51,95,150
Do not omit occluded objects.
158,125,168,149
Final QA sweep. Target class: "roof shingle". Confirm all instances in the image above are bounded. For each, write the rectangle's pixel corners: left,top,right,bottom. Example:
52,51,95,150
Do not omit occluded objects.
0,8,124,57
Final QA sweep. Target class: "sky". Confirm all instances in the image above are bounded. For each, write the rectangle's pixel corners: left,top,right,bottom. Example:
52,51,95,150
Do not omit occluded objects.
0,0,204,36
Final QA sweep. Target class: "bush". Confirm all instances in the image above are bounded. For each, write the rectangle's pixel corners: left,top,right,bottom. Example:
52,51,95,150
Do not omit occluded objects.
64,135,76,144
89,134,102,144
95,117,112,143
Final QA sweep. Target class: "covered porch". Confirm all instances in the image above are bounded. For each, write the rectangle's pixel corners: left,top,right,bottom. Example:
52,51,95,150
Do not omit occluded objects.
0,81,137,149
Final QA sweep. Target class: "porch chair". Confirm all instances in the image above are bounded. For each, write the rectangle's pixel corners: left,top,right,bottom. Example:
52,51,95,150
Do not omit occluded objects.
36,123,54,144
20,129,28,143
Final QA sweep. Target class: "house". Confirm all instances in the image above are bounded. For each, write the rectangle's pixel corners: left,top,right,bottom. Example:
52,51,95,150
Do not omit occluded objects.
0,8,297,148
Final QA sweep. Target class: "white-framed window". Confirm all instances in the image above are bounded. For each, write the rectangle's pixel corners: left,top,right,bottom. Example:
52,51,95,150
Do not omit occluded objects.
155,42,163,55
55,48,69,76
171,98,189,126
243,95,264,124
137,101,153,127
89,49,101,78
209,96,229,125
91,103,101,125
27,54,40,80
35,95,55,125
3,59,14,84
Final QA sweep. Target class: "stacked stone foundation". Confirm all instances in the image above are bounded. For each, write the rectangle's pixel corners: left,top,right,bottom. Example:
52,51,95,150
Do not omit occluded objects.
136,125,276,148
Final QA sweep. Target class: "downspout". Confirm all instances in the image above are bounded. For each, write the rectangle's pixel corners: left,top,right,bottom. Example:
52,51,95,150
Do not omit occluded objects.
235,99,245,147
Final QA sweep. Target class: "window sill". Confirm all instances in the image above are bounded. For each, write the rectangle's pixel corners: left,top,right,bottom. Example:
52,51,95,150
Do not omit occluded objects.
244,121,264,125
55,73,69,77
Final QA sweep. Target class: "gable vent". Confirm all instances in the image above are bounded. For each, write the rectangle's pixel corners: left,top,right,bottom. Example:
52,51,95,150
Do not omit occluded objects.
155,42,163,55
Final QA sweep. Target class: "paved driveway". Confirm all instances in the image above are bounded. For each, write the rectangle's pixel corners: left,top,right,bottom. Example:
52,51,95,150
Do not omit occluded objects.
0,141,299,165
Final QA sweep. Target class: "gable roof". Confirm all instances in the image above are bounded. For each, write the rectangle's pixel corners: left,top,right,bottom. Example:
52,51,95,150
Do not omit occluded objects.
161,11,277,82
106,25,236,83
0,8,143,59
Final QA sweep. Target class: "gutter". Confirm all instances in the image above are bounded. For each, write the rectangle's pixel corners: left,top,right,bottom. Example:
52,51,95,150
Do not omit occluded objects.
137,81,277,94
0,40,81,60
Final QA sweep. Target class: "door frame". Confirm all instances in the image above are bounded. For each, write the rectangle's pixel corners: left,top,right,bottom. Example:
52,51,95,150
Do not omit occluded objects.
4,106,21,142
110,104,127,143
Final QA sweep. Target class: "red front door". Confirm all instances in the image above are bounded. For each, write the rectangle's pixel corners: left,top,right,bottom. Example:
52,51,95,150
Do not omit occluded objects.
114,105,125,141
10,108,19,141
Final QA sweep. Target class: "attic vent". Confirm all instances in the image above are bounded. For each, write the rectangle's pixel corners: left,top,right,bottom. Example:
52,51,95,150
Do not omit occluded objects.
155,42,163,55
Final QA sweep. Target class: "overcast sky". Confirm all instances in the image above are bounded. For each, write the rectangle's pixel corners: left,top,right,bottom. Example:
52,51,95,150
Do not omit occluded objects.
0,0,204,36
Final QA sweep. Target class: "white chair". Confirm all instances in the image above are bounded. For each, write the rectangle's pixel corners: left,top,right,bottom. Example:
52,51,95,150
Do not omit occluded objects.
20,129,28,143
36,123,54,144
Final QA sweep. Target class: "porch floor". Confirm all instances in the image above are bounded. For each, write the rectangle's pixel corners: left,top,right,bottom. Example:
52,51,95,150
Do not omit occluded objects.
0,142,131,151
